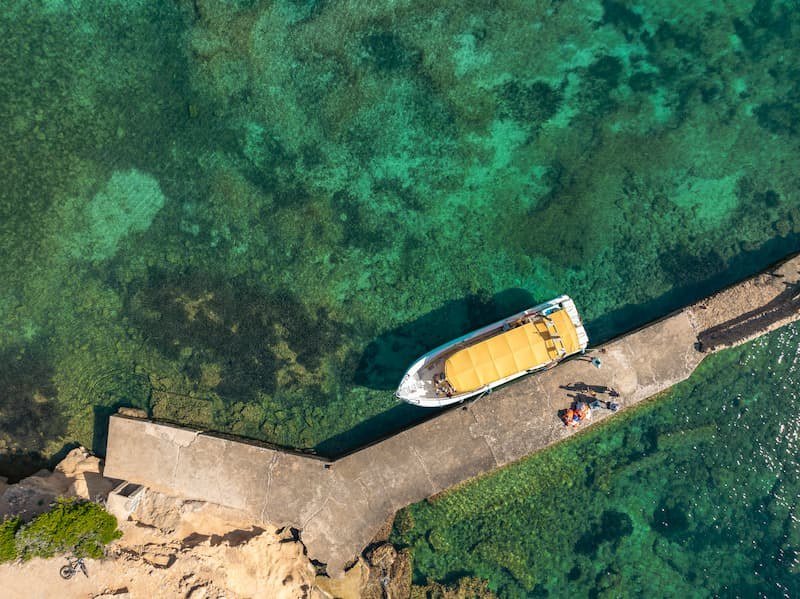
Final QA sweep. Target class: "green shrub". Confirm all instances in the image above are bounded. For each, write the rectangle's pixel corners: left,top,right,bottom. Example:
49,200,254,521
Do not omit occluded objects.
0,517,22,562
14,498,121,560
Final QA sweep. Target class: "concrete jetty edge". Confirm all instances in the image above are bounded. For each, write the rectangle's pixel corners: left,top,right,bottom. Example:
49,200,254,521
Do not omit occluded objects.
104,252,800,576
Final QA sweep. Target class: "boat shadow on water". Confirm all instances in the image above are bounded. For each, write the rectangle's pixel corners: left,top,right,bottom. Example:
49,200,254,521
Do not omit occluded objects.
321,235,800,456
354,288,540,392
354,232,800,398
316,289,541,456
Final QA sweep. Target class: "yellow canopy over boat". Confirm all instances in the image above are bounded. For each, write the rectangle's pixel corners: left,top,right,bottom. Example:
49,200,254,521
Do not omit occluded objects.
444,309,581,393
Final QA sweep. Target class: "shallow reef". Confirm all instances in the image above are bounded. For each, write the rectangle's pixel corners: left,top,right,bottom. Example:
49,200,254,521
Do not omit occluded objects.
0,0,799,471
392,324,800,597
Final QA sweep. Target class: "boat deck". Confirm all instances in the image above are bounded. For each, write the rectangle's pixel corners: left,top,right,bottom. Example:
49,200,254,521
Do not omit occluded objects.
419,359,444,395
400,300,587,404
104,253,800,577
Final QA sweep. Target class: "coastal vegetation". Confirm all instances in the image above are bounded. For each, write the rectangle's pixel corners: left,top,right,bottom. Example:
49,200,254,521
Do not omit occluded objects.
0,518,21,562
0,499,120,563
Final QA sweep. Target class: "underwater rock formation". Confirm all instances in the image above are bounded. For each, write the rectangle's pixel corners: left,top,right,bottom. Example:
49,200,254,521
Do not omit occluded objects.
1,0,799,472
64,170,166,262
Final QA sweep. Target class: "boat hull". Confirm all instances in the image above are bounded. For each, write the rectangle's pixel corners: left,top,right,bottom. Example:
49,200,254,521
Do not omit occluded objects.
395,295,589,408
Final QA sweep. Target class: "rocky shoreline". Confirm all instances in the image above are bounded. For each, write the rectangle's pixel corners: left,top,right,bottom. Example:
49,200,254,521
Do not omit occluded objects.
0,448,411,598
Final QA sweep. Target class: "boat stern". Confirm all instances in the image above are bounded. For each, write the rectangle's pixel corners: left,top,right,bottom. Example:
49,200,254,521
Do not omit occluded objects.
549,295,589,352
566,297,589,351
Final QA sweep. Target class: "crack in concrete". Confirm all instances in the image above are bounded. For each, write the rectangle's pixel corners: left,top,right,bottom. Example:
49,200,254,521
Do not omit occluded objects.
409,445,436,493
465,408,501,467
169,430,203,486
259,453,279,524
301,492,333,530
170,446,181,486
167,429,203,486
156,424,202,448
355,477,375,513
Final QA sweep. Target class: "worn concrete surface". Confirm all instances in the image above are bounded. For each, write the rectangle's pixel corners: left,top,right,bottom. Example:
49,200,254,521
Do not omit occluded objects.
104,253,800,576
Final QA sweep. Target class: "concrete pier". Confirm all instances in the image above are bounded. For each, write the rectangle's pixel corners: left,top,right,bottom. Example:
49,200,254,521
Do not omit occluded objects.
104,253,800,576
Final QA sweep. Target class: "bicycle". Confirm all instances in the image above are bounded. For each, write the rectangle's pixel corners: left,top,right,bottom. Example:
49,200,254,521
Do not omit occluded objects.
59,556,88,580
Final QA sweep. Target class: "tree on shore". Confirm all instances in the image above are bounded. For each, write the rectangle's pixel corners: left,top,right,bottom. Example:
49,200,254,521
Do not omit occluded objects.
0,498,120,563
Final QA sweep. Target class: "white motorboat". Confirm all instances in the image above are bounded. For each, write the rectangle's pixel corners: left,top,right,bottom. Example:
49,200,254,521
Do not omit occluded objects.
395,295,589,407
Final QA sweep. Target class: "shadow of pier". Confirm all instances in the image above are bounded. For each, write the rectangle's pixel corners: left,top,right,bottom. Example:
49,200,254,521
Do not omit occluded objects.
353,288,538,391
585,233,800,343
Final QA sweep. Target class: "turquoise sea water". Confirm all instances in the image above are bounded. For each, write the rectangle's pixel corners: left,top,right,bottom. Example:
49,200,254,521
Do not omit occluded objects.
0,0,799,478
392,324,800,598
